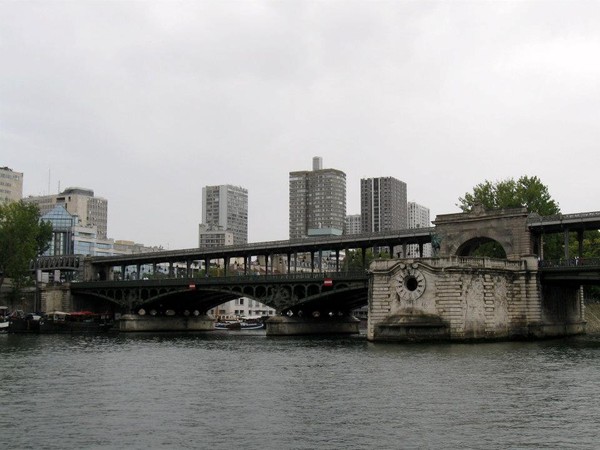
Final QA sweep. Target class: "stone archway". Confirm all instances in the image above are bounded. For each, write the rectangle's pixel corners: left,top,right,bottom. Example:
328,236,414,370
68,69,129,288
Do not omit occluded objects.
433,206,534,260
456,237,507,258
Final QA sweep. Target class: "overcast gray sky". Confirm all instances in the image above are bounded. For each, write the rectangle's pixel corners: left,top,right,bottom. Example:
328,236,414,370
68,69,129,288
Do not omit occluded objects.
2,1,599,249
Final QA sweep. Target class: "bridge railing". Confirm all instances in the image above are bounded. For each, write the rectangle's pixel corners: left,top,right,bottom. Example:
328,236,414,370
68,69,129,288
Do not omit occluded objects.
539,258,600,269
189,270,368,283
76,270,369,286
419,257,525,271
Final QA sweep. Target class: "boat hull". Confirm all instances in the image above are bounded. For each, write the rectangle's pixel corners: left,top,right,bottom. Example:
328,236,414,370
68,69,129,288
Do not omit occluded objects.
39,321,114,334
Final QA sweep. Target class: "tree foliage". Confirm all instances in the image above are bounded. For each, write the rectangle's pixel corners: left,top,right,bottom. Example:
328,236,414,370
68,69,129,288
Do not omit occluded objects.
0,201,53,297
458,175,560,216
342,248,390,271
458,176,561,258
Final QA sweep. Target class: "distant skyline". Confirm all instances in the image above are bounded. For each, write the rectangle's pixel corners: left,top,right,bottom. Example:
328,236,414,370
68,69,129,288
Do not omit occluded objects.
2,1,599,249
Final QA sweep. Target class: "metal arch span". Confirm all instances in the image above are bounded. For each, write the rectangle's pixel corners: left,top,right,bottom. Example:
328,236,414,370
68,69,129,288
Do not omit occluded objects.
70,271,369,314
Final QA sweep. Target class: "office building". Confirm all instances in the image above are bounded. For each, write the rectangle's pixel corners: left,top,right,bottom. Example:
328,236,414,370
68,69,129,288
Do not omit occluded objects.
345,214,362,235
0,166,23,204
24,187,108,239
360,177,407,233
289,157,346,239
198,224,234,248
40,205,113,257
408,201,432,257
200,184,248,246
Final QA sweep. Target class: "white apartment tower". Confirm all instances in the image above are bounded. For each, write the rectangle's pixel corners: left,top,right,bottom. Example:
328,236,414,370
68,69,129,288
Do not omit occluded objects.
360,177,407,233
201,185,248,246
408,201,432,257
289,157,347,239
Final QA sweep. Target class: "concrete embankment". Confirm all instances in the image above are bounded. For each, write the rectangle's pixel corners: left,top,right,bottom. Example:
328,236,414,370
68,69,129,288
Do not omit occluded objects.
585,303,600,335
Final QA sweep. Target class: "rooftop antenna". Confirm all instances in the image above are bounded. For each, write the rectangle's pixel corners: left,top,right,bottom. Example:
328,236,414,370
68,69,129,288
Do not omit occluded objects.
48,168,51,195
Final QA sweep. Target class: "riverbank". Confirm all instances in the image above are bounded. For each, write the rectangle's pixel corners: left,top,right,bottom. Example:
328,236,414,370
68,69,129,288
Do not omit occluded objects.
585,303,600,334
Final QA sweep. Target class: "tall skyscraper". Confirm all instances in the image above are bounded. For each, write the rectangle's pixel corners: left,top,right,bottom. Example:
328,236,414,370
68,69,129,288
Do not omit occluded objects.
289,157,346,239
408,201,431,229
0,166,23,205
360,177,407,233
201,184,248,245
24,187,108,239
408,201,432,257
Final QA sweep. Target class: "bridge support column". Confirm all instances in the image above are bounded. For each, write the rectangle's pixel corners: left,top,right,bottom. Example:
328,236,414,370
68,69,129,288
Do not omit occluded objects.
118,314,214,332
265,315,360,336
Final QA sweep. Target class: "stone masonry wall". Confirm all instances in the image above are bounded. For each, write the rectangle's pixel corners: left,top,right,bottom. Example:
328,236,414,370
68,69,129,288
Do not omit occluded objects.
367,257,556,342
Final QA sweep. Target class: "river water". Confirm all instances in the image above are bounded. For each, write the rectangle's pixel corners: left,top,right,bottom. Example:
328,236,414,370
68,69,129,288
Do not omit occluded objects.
1,331,600,449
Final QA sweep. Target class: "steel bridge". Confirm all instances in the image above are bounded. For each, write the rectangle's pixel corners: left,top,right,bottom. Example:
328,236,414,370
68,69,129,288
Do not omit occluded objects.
33,209,600,319
70,270,369,317
539,258,600,284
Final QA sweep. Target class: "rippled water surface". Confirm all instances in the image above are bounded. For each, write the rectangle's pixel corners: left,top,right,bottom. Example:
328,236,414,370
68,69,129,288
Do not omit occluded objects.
2,331,600,449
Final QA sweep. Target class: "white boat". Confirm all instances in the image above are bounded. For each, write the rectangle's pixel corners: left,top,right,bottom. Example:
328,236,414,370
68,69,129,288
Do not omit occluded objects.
0,306,9,332
214,316,265,330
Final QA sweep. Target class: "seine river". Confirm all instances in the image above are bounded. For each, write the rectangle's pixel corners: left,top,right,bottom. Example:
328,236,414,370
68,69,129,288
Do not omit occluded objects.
2,331,600,449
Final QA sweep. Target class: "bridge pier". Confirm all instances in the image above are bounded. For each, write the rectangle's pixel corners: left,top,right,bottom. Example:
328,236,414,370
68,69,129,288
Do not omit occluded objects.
118,314,214,332
265,315,360,336
367,256,585,342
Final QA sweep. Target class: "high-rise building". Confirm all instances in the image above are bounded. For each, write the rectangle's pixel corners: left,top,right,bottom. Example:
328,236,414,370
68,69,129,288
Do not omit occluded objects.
408,202,431,229
289,157,346,239
24,187,108,239
201,185,248,246
345,214,362,235
408,201,432,257
0,166,23,204
360,177,407,233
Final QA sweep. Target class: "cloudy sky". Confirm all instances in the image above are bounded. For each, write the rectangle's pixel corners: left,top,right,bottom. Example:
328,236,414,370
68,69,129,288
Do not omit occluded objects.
2,1,599,249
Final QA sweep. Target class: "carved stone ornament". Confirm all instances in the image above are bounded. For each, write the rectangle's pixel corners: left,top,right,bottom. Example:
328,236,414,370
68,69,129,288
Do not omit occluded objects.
396,264,426,302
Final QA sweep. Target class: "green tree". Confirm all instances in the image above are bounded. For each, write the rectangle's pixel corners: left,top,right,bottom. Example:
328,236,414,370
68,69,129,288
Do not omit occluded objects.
342,248,390,271
0,201,53,298
458,175,560,215
457,176,561,258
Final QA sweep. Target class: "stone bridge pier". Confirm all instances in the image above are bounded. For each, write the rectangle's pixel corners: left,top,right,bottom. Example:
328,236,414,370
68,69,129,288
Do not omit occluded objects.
367,257,585,342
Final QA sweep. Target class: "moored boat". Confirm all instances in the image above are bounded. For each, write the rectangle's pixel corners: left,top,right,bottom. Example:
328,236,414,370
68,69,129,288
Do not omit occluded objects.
0,306,9,332
214,316,265,330
8,311,41,333
39,311,114,334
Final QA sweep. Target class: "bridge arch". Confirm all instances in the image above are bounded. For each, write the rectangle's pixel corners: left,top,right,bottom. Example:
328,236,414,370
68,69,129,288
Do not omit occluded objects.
434,206,534,260
456,237,507,258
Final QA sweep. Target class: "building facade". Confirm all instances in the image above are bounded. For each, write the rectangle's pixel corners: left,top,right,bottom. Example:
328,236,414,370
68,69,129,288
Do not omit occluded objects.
360,177,407,233
40,205,113,257
289,157,346,239
208,297,277,320
25,187,108,239
201,185,248,245
408,201,432,257
345,214,362,235
0,166,23,204
198,224,234,248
